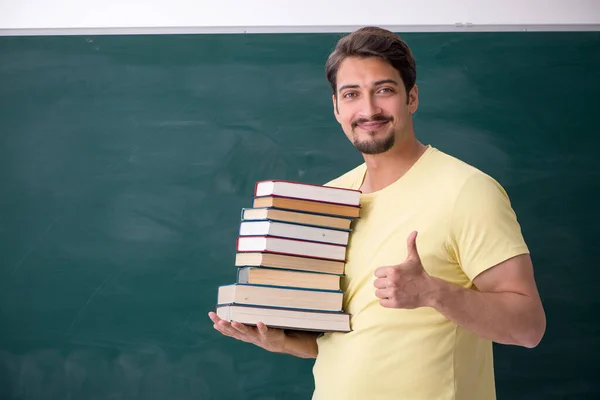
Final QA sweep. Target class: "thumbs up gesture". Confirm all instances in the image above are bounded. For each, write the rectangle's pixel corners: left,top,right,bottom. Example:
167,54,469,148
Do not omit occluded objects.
373,231,435,309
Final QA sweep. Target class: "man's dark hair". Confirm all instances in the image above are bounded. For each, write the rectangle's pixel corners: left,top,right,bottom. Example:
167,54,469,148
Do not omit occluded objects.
325,26,417,100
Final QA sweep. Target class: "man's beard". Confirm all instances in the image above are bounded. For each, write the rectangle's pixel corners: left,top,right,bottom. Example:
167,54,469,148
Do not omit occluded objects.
352,131,395,154
351,115,395,155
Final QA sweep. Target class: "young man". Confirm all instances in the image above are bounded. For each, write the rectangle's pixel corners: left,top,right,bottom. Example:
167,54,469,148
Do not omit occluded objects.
208,26,546,400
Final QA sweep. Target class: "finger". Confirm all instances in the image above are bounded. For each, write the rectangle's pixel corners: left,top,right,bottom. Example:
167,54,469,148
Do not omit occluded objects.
208,311,221,323
374,266,393,278
231,321,252,334
373,278,388,289
213,324,231,336
256,322,269,335
375,288,392,299
231,322,260,343
406,231,420,261
216,319,242,337
379,298,397,308
214,322,236,337
216,327,245,342
213,319,232,333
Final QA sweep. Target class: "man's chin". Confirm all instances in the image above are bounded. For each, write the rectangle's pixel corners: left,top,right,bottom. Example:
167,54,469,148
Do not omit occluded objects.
352,137,395,155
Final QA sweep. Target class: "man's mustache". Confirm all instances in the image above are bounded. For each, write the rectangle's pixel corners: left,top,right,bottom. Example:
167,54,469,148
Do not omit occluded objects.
351,115,393,129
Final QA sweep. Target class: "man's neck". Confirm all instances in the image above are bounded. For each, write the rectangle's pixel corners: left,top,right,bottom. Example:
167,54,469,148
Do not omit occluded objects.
360,139,428,194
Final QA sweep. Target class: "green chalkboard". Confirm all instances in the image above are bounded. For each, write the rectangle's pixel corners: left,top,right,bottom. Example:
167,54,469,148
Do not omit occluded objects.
0,31,599,399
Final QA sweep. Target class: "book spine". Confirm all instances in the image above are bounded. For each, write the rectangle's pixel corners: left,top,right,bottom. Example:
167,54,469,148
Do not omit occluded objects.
236,267,249,283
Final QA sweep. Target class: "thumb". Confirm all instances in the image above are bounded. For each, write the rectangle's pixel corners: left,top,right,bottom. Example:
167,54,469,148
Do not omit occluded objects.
406,231,420,261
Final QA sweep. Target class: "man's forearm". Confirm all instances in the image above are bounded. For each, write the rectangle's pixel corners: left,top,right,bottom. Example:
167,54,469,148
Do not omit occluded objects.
279,330,320,358
428,277,546,348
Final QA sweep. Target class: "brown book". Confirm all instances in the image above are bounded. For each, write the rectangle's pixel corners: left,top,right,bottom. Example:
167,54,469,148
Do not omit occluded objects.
216,304,351,333
253,196,360,218
242,207,352,231
237,267,340,291
217,284,343,312
235,252,345,275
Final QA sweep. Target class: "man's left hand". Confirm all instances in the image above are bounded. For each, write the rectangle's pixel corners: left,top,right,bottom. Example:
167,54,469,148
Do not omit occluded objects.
373,231,436,309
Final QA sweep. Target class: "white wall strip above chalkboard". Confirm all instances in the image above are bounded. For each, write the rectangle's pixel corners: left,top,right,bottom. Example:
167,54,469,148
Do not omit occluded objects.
1,0,599,36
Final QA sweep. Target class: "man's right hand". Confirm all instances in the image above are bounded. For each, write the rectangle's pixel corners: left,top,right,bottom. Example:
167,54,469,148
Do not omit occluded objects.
208,311,286,353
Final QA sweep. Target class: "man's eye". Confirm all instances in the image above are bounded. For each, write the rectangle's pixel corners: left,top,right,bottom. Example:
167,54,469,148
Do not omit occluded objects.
343,92,356,98
378,88,393,93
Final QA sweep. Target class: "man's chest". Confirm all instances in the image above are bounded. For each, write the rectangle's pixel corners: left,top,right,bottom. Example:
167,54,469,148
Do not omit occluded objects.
340,198,465,300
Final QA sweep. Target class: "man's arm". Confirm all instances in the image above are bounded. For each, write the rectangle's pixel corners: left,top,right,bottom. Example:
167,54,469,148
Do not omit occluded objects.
374,232,546,348
428,253,546,348
428,171,545,347
281,330,320,358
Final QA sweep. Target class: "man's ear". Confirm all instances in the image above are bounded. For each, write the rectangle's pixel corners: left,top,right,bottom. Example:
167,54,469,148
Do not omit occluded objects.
408,84,419,115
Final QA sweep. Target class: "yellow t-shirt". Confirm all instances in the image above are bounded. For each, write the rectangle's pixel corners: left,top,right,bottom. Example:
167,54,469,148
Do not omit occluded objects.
312,145,529,400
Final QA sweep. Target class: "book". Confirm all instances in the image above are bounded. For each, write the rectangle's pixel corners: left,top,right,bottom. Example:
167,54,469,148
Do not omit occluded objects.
255,180,361,206
239,220,350,246
234,252,345,275
216,304,351,333
253,196,360,218
213,178,361,332
217,283,343,312
237,235,347,262
241,207,353,231
237,266,341,291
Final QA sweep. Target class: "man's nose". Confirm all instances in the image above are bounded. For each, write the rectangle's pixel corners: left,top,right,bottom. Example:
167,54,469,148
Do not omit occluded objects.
359,95,382,119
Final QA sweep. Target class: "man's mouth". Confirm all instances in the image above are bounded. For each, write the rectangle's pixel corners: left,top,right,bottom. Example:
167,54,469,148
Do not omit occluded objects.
355,120,390,130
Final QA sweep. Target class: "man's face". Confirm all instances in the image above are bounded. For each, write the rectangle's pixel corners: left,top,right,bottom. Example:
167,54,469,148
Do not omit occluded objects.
333,56,418,155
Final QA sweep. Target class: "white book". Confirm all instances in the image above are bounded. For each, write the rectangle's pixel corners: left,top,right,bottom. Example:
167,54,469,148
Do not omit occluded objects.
239,220,349,245
216,304,351,333
236,236,347,261
254,180,361,206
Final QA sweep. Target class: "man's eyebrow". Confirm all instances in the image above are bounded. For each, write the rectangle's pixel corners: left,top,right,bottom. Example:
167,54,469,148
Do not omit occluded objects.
338,79,399,93
374,79,399,86
338,84,359,92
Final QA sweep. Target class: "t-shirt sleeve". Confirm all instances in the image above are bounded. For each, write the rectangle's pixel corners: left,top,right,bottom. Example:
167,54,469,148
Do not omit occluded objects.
449,171,530,281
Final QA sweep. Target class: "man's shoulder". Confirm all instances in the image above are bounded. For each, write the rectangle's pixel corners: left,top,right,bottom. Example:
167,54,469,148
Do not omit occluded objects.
428,147,499,188
428,148,515,222
429,147,479,175
324,163,366,190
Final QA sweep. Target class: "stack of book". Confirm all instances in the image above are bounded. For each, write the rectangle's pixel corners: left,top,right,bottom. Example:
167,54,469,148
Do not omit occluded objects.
215,179,361,333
